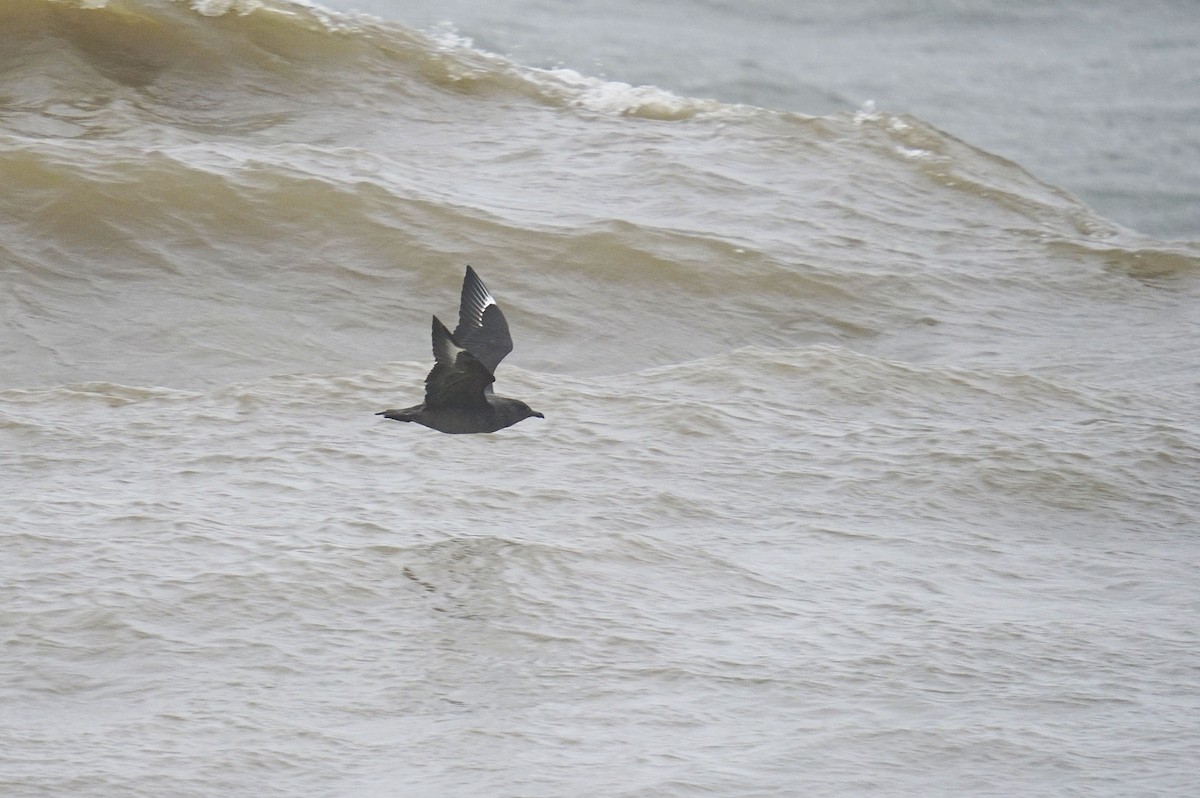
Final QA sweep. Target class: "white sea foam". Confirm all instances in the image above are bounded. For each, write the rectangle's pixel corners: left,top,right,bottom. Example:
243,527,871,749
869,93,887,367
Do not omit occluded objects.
534,67,725,118
188,0,264,15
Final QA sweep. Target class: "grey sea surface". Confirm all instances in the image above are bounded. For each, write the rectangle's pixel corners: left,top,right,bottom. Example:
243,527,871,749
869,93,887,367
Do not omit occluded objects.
2,0,1198,796
339,0,1200,241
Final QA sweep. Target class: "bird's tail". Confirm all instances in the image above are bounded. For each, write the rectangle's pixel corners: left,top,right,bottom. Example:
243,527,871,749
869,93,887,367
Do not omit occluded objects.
376,406,420,422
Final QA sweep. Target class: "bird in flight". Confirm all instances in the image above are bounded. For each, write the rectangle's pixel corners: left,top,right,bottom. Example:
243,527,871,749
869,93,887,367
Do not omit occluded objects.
377,266,544,433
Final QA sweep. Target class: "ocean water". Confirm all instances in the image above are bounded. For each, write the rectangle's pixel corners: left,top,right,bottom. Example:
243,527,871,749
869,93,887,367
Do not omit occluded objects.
2,1,1199,796
336,0,1200,242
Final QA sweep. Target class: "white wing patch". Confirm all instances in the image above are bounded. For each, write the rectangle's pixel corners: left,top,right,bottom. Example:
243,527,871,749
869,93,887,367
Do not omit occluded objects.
434,331,462,365
464,280,495,330
431,317,466,366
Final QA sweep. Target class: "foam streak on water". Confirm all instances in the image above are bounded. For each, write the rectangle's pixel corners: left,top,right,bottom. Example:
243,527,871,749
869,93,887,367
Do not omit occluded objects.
2,1,1199,795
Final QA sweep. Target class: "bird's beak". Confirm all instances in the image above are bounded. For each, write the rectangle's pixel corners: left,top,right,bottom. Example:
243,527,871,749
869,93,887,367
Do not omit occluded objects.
533,411,545,419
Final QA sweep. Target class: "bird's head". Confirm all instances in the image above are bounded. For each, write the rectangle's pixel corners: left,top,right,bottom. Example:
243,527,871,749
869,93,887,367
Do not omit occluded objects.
517,401,544,421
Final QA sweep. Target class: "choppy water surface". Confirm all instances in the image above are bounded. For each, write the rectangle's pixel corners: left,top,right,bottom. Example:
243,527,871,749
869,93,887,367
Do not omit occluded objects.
2,1,1198,795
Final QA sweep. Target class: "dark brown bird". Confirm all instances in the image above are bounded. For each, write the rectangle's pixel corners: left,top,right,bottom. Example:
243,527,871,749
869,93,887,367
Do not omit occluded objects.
377,266,544,434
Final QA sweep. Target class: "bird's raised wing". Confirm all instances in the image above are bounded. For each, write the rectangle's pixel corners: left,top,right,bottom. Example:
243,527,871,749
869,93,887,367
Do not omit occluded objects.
423,315,494,410
452,265,514,375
